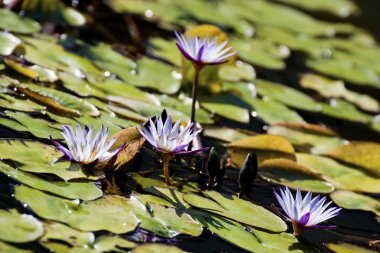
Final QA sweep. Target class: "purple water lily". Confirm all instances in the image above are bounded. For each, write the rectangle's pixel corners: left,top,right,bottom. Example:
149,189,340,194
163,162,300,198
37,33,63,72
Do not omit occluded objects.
137,114,207,185
175,31,237,146
175,31,237,68
52,125,123,165
274,187,341,235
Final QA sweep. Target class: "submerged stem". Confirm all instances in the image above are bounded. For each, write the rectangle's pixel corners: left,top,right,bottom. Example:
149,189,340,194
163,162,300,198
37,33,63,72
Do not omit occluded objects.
162,154,173,186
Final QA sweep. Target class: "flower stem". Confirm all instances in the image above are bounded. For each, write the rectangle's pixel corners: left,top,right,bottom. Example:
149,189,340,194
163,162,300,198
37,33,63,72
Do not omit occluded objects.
189,66,202,151
162,154,172,186
292,221,301,236
190,67,201,126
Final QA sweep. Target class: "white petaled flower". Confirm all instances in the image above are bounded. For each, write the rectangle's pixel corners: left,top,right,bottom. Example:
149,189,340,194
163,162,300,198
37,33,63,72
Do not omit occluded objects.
274,187,341,235
175,31,237,68
52,125,123,165
137,115,206,155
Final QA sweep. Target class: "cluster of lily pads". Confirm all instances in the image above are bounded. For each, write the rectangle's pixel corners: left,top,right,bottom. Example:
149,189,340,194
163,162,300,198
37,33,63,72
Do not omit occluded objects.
0,0,380,252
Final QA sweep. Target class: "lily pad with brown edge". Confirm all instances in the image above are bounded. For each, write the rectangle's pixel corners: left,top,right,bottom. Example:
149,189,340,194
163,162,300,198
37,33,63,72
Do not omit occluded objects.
0,140,102,181
325,242,378,253
330,190,380,216
96,127,145,170
15,185,140,234
0,162,102,201
0,209,44,243
12,83,99,117
296,153,380,194
0,241,33,253
183,190,287,232
259,158,335,193
40,222,95,247
327,141,380,177
228,134,296,167
4,58,59,82
0,93,46,112
268,124,345,154
132,243,184,253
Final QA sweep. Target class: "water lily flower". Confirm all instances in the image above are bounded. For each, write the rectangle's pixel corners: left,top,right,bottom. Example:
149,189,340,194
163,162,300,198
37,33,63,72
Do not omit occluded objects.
175,31,236,148
273,187,341,235
52,125,123,165
175,31,237,69
137,114,208,185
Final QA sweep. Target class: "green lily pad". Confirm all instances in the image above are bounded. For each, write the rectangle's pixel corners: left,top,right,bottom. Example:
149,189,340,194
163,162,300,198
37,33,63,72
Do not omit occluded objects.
0,162,102,201
320,98,372,123
218,61,256,82
327,141,380,177
204,127,249,143
325,242,378,253
223,81,305,124
0,139,100,181
126,57,181,94
0,8,41,33
0,241,33,253
330,190,380,216
15,185,140,234
0,32,22,55
233,37,286,70
254,79,320,112
259,158,335,193
93,235,135,252
0,93,46,112
183,190,287,232
228,134,296,167
132,244,184,253
278,0,359,18
4,58,58,82
296,153,380,194
307,57,380,89
0,209,43,243
148,37,181,66
12,83,99,117
268,124,345,154
300,73,379,112
41,222,95,246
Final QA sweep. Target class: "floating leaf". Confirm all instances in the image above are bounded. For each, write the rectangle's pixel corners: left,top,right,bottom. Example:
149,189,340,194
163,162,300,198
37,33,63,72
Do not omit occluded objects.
4,58,58,82
15,186,140,234
126,57,181,94
296,153,380,194
40,222,95,247
228,134,296,167
278,0,359,18
325,242,378,253
0,9,40,33
204,127,249,143
218,61,256,82
0,32,22,55
320,98,372,123
0,140,99,181
0,241,33,253
254,79,320,112
330,190,380,216
0,209,43,243
327,141,380,177
259,158,335,193
0,162,102,201
183,190,287,232
93,235,135,252
300,74,379,112
132,244,184,253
